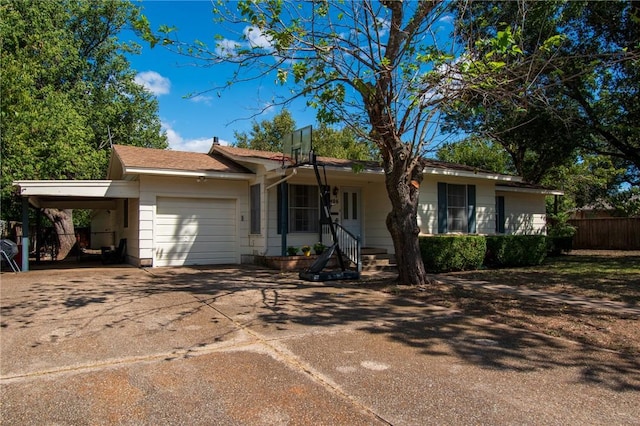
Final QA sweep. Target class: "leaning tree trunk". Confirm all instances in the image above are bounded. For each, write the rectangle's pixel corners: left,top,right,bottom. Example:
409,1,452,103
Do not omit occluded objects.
42,208,76,260
383,149,430,286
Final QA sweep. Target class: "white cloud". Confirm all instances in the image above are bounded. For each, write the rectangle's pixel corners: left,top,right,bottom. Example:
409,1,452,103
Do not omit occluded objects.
215,26,274,58
135,71,171,96
244,26,274,50
162,121,229,152
190,95,213,105
438,14,454,25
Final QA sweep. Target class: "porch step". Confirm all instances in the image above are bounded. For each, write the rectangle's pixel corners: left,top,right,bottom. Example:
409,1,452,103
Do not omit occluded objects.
361,247,389,256
359,248,397,272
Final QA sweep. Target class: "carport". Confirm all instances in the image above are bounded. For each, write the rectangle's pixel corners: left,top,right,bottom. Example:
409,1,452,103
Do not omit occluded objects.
12,180,138,271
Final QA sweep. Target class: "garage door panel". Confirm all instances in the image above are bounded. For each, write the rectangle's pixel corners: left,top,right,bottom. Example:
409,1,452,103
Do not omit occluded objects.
155,227,236,240
157,204,235,215
155,235,236,244
157,220,235,230
156,197,237,267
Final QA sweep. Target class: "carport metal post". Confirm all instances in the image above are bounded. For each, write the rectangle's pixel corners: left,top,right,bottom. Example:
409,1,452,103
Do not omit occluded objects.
21,197,29,271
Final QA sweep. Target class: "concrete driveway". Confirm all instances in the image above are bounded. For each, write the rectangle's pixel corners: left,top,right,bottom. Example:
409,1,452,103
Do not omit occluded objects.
1,265,638,425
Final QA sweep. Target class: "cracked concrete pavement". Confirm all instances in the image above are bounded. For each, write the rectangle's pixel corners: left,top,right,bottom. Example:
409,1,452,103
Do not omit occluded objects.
1,265,638,425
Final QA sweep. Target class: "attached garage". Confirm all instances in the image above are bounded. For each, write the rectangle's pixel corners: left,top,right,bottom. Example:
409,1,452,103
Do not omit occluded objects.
155,197,237,267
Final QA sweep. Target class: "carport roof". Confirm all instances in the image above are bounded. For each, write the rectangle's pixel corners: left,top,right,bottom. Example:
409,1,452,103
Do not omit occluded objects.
13,180,139,209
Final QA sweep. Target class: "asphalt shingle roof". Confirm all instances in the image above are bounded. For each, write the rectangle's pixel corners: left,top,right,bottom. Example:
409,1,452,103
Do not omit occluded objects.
212,145,513,175
112,144,558,193
113,145,253,174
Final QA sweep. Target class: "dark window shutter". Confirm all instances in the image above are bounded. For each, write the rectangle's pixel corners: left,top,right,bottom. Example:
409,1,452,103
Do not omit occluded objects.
467,184,476,233
496,196,505,233
437,182,447,233
277,183,288,235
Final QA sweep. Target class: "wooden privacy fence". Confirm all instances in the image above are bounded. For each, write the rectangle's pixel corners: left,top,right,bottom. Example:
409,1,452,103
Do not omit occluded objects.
568,218,640,250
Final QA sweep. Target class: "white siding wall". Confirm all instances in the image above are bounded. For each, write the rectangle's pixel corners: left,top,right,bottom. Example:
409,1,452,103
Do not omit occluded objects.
138,175,250,266
138,188,155,266
476,181,498,235
90,210,116,248
103,198,140,265
417,178,437,235
122,198,140,264
247,169,269,257
500,191,547,235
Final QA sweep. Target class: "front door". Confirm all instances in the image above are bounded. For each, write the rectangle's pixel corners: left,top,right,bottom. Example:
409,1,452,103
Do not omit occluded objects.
341,187,361,238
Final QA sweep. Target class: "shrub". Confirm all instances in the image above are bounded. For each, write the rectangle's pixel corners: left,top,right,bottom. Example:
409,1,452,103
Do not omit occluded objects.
546,213,577,256
485,235,547,267
420,235,486,273
547,236,574,256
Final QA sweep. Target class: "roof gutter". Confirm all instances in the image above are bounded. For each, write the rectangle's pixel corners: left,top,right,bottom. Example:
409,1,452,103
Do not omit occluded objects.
496,185,564,196
123,167,254,180
266,169,297,190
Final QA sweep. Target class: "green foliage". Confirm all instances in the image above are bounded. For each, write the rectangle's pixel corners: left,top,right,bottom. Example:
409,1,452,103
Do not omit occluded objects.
485,235,547,267
546,236,574,257
1,0,167,221
313,242,326,254
312,123,376,161
446,1,639,185
419,236,486,273
608,187,640,217
233,110,296,152
233,110,376,160
436,135,514,174
547,212,578,238
546,212,577,256
541,154,629,211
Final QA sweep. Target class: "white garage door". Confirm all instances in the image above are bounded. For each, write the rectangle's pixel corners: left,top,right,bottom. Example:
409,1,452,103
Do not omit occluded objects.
155,197,237,267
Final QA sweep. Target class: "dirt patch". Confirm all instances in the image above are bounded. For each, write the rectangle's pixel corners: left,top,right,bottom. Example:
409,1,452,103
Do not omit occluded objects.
360,251,640,355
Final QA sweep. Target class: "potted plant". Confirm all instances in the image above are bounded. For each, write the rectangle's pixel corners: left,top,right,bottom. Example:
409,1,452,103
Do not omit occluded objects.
301,245,311,256
287,246,299,256
313,242,326,255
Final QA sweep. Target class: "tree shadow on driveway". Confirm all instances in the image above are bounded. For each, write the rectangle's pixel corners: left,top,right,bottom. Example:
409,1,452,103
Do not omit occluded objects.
1,265,638,393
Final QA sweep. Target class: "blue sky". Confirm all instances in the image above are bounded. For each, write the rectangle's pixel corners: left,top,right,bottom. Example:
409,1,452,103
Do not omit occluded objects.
124,1,457,153
124,0,317,152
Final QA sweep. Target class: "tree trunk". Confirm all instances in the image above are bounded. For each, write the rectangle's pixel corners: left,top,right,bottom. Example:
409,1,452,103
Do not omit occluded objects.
42,208,76,260
384,152,430,286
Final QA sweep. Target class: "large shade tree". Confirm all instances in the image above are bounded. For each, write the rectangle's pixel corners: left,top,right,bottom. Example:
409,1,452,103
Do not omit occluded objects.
146,0,463,285
1,0,167,259
234,110,297,151
443,0,639,185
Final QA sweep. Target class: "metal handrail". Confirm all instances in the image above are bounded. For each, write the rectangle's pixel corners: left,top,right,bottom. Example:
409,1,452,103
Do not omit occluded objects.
321,223,361,272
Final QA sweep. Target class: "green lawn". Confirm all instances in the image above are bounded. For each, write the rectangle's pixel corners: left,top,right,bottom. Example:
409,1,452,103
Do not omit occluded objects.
454,252,640,304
